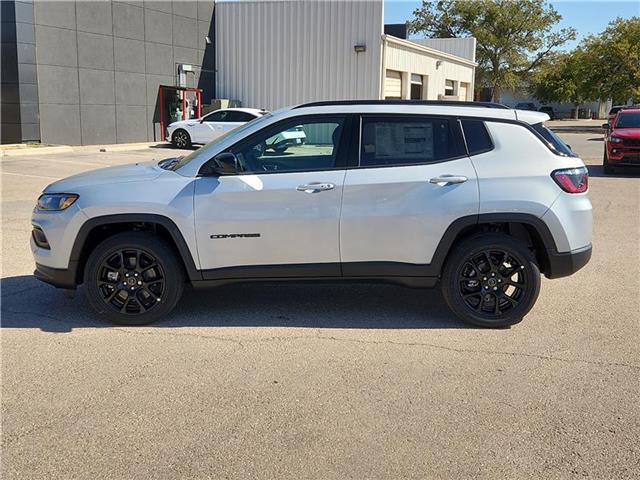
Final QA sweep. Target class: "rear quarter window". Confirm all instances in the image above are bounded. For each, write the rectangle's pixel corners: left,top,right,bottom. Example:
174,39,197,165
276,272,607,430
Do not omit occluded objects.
461,119,493,155
531,122,575,157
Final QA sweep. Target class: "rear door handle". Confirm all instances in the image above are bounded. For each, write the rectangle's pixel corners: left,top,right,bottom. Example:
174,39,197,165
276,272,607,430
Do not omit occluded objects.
429,175,468,185
296,182,335,193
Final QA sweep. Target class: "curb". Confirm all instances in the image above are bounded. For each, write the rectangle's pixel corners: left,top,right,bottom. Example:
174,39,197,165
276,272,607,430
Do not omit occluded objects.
1,142,169,157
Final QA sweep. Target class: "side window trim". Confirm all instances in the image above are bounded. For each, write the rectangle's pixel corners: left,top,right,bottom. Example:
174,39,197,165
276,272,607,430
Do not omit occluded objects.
355,114,467,169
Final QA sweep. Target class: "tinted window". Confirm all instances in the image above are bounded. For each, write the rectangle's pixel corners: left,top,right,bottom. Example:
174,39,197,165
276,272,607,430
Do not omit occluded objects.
202,110,228,122
232,117,345,173
531,122,575,156
461,119,493,155
360,117,461,167
226,111,257,122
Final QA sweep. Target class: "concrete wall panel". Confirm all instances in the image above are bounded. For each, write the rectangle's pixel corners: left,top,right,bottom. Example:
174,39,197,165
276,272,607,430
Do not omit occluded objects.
79,68,115,105
33,0,76,30
116,104,147,142
144,9,171,44
173,1,197,19
81,104,116,144
39,104,81,145
35,25,77,67
145,42,173,75
37,65,79,104
76,1,113,35
115,71,146,105
114,37,145,73
172,15,197,48
78,32,114,70
113,1,144,40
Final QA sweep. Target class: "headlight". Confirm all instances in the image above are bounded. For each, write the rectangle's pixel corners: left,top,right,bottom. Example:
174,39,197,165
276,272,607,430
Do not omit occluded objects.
610,136,624,144
37,193,79,211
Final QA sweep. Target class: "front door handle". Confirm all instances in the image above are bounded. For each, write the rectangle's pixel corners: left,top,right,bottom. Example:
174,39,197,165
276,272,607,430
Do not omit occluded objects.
296,182,335,193
429,175,468,185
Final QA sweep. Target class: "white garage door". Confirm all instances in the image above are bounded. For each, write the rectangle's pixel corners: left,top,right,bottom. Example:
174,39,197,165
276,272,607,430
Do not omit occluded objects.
384,70,402,99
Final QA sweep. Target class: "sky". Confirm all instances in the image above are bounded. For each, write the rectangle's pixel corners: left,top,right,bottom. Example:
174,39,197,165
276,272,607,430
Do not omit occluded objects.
384,0,640,50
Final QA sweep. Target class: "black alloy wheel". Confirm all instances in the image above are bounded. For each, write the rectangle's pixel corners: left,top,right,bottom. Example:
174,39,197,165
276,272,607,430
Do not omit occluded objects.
442,234,541,328
172,129,191,149
84,232,184,325
457,249,526,317
97,248,165,315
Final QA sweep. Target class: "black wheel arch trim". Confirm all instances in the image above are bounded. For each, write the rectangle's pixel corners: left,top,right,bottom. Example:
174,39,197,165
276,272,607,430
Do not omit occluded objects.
68,214,201,285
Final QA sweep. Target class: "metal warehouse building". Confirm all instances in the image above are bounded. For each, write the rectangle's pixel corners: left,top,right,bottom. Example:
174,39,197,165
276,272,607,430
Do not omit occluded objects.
216,0,476,110
1,0,476,146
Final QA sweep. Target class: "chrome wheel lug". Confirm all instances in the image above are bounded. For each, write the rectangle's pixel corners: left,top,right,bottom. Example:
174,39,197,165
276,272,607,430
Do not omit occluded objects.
137,281,142,285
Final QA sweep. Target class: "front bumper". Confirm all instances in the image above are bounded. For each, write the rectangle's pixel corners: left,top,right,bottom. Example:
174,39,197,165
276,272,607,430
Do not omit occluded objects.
607,145,640,165
544,244,592,279
34,262,79,289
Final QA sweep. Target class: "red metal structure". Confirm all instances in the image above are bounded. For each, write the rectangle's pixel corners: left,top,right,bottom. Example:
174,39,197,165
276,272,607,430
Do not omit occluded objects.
158,85,202,142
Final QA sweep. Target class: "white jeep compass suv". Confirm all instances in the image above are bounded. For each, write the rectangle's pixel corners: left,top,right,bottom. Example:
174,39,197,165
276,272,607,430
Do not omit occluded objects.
31,101,592,328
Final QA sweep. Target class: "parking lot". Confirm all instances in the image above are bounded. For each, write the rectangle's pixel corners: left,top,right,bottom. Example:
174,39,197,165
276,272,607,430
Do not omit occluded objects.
1,132,639,479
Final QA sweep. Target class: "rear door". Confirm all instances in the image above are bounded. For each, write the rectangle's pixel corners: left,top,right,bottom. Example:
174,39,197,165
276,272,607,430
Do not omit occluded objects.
340,115,479,275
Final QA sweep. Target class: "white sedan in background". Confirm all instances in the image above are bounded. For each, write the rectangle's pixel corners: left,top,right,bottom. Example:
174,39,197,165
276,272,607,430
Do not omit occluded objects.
166,108,266,148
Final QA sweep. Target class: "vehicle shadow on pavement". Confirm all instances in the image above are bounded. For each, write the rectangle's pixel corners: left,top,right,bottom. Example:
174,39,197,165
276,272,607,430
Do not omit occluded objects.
587,165,640,178
0,275,470,332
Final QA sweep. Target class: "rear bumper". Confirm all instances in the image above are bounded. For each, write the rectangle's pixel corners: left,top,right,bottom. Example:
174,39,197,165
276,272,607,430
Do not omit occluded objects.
544,244,592,279
34,262,78,289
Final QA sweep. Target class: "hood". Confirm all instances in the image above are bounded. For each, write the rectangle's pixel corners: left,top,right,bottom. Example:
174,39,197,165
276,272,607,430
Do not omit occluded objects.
611,127,640,138
44,160,163,192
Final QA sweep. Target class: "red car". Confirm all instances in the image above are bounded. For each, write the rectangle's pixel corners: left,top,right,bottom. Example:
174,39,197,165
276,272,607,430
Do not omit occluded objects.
603,108,640,174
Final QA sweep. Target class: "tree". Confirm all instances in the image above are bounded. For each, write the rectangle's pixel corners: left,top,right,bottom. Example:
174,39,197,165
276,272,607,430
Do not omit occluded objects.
408,0,576,102
531,50,592,119
581,17,640,104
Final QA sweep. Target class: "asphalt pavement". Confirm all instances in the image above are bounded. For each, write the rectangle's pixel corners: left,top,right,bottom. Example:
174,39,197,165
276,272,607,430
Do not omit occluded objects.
1,134,639,479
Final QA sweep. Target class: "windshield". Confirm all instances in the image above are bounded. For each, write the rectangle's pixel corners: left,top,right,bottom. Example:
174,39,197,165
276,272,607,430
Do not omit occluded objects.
166,112,274,171
615,112,640,128
531,122,575,157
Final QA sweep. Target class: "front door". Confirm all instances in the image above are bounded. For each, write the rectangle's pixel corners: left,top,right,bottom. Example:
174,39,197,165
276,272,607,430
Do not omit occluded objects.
340,115,479,275
193,115,351,278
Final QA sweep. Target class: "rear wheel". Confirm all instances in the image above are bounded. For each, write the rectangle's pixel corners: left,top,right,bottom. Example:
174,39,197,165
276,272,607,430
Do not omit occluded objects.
172,129,192,149
441,234,541,328
84,232,184,325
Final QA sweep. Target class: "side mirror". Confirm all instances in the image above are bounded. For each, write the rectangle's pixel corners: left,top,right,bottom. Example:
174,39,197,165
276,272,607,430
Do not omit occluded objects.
602,123,610,130
206,152,239,176
565,144,572,151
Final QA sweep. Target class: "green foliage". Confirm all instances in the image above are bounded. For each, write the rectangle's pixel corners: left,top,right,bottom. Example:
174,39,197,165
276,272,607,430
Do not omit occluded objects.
531,17,640,107
582,17,640,104
408,0,576,101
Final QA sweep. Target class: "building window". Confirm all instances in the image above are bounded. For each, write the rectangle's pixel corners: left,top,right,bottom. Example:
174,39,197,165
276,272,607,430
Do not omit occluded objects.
445,79,456,96
410,74,424,100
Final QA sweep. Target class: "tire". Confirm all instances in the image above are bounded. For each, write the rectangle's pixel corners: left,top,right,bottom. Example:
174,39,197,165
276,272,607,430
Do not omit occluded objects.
84,231,185,325
603,149,614,174
172,129,192,149
441,233,541,328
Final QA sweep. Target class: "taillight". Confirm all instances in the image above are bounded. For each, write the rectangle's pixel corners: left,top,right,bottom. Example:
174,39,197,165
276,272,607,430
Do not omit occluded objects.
551,167,588,193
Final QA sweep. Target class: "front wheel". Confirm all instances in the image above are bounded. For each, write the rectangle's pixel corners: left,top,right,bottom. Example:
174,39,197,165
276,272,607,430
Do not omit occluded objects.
172,129,192,149
441,234,541,328
84,232,185,325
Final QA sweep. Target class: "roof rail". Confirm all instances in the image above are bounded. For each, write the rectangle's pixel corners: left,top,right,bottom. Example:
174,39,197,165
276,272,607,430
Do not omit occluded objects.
293,100,510,110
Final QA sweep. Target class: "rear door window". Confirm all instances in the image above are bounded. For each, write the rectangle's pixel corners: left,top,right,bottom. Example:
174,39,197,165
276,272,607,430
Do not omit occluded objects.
359,116,464,167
